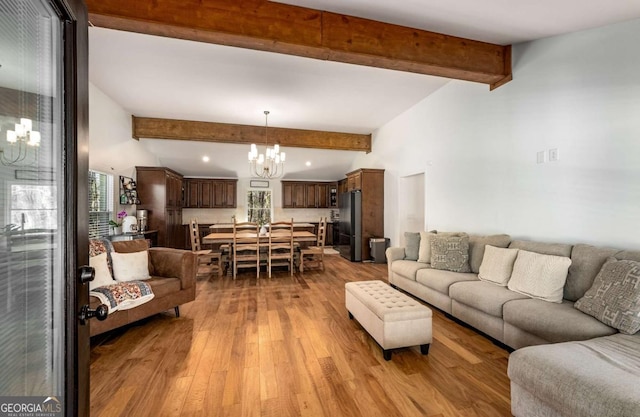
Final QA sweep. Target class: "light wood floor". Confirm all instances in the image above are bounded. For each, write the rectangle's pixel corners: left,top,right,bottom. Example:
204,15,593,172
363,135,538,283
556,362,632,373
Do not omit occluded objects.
90,254,512,417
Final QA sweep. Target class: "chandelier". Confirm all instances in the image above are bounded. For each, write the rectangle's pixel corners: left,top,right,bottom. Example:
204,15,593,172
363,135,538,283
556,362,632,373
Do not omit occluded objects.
248,111,286,179
1,118,41,166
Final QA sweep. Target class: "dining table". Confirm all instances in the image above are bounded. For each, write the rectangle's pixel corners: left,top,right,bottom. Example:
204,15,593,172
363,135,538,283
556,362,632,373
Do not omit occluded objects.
203,230,317,277
202,231,317,245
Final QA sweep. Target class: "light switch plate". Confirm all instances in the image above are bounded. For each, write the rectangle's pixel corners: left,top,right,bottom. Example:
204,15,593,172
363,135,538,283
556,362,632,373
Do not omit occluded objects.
549,148,559,162
536,151,546,164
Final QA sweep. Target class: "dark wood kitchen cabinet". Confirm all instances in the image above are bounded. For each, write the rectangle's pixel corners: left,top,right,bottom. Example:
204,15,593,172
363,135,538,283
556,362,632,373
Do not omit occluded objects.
136,167,185,248
184,178,237,208
305,183,318,208
343,168,384,261
282,181,336,209
213,180,237,208
282,182,307,208
185,179,212,208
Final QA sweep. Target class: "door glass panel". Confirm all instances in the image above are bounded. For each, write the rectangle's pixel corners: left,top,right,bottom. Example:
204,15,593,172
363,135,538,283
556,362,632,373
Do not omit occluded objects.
0,0,65,408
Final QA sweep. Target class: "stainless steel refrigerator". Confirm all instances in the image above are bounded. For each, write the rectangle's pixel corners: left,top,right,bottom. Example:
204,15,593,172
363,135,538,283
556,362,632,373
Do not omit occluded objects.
338,191,362,261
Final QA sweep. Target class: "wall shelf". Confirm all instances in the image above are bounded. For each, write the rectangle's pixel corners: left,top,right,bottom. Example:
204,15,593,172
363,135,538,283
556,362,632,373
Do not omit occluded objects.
119,175,140,205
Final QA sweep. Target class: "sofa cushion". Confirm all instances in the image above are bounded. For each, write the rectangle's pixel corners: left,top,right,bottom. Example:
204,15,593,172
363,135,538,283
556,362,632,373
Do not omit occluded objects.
468,234,511,273
575,258,640,335
503,298,617,343
112,239,150,253
507,250,571,303
508,239,572,257
614,249,640,262
450,281,529,317
391,260,430,281
146,277,182,299
478,245,519,286
566,244,619,302
430,234,471,273
508,333,640,417
417,231,436,263
404,232,420,261
415,268,478,295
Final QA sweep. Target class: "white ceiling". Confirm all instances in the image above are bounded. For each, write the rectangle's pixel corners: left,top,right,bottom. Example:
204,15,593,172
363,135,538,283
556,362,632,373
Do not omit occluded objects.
88,0,640,179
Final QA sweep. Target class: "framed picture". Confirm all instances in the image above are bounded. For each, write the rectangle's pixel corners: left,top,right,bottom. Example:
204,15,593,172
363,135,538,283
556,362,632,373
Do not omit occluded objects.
250,180,269,188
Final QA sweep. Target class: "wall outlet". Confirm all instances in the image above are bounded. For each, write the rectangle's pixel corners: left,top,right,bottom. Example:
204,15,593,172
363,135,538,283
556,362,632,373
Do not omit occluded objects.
549,148,559,162
536,151,546,164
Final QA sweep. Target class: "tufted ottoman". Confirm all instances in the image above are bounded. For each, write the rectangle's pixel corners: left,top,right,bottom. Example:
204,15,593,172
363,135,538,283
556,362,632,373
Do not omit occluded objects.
345,280,432,360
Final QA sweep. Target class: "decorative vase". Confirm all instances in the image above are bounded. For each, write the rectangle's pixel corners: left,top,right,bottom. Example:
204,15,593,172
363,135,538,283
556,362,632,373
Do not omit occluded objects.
260,225,267,235
112,226,122,235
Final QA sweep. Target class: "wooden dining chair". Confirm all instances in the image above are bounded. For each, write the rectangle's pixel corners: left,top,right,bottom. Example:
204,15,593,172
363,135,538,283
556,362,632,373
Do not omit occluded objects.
300,217,327,273
268,219,294,278
233,221,261,279
189,218,222,279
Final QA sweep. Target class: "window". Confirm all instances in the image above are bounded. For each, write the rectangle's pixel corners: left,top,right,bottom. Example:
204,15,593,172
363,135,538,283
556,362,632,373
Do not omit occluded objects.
89,170,114,238
247,190,272,225
10,184,58,230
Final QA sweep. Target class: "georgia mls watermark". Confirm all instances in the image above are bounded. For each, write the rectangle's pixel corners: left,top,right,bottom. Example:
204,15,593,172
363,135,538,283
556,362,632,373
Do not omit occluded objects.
0,397,63,417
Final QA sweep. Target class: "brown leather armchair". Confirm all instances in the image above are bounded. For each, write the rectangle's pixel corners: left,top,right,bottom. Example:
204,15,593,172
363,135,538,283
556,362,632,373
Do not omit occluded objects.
89,239,197,337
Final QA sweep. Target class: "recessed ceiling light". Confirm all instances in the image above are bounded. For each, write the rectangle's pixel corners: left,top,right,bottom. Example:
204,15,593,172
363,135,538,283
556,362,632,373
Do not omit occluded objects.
305,161,311,166
202,156,210,162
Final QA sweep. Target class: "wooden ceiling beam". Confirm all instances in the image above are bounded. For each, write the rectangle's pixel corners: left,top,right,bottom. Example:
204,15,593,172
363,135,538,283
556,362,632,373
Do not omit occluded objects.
132,116,372,152
86,0,511,88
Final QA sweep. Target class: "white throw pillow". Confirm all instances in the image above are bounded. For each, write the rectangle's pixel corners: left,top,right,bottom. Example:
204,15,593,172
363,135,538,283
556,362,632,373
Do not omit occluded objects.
478,245,519,286
507,250,571,303
111,250,151,282
417,231,436,263
89,252,115,290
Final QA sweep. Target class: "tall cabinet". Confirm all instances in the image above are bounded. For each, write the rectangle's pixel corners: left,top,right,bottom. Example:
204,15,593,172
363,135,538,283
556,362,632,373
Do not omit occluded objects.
136,167,185,248
345,168,384,261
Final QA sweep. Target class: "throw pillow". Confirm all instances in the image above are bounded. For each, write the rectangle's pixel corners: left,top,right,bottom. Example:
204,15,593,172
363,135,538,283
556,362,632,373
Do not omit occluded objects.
417,231,437,263
89,239,108,257
404,232,420,261
111,250,151,282
89,252,115,290
574,258,640,334
468,234,511,273
507,250,571,303
478,245,519,286
430,234,470,273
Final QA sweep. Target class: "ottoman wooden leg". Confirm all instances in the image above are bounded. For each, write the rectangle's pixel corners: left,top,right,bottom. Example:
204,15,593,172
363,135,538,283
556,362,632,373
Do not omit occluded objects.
420,344,430,355
383,349,392,361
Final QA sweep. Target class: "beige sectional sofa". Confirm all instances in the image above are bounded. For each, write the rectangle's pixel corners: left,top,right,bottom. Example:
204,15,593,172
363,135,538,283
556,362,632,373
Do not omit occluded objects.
386,234,640,417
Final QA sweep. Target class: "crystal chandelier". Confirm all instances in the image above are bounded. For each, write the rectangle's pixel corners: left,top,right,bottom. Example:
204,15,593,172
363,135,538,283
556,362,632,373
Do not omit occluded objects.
1,118,41,166
248,111,286,179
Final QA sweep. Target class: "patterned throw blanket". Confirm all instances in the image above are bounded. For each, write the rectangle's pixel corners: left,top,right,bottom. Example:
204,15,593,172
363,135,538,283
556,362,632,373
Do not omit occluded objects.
90,281,154,315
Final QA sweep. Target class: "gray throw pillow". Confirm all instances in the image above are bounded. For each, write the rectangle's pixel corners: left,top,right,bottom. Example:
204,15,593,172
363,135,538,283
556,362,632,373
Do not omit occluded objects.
417,231,437,263
575,257,640,334
430,234,470,273
404,232,420,261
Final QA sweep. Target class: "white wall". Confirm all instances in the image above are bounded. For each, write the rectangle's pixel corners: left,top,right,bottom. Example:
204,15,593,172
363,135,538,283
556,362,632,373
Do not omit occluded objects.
353,18,640,249
89,83,159,215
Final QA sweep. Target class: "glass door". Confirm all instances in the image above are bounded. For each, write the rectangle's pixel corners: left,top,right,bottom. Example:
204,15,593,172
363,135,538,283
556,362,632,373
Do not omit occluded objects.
0,0,89,415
